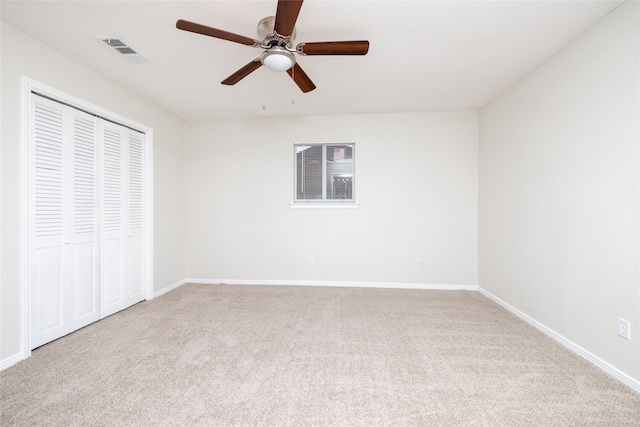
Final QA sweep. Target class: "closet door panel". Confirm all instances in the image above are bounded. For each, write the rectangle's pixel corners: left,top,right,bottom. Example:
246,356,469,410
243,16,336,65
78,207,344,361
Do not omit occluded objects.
68,111,100,330
125,236,144,304
69,243,97,316
31,96,67,348
31,247,65,348
101,239,124,313
100,122,125,318
125,130,145,306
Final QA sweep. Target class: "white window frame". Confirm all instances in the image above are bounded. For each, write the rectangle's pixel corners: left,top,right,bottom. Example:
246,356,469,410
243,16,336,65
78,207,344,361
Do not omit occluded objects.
291,141,358,208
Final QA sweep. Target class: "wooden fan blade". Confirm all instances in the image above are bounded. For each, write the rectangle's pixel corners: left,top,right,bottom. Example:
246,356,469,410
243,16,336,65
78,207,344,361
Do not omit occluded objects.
177,19,260,46
221,60,263,85
297,41,370,56
287,63,316,93
274,0,304,37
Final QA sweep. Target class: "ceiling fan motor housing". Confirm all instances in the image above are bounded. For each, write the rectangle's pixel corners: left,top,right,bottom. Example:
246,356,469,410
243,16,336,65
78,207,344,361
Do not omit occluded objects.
258,16,296,44
258,16,296,71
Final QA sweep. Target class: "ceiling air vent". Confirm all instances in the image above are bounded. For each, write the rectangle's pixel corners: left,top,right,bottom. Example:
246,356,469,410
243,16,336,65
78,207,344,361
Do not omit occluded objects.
97,36,146,60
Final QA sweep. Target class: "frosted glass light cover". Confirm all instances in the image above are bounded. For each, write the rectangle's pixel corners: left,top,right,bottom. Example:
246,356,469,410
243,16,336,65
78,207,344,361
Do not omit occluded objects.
263,53,293,72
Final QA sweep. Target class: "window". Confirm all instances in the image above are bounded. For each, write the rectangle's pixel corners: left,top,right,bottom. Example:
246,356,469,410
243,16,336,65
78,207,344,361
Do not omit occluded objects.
294,142,355,203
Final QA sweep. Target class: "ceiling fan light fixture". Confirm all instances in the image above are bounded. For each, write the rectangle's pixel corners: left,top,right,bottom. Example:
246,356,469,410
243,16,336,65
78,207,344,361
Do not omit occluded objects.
261,48,295,72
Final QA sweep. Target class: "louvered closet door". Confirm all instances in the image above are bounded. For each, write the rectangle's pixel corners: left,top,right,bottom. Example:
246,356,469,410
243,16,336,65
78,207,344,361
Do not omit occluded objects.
124,129,145,307
31,96,67,348
100,121,126,318
31,95,100,348
99,123,146,317
31,93,147,347
67,108,100,332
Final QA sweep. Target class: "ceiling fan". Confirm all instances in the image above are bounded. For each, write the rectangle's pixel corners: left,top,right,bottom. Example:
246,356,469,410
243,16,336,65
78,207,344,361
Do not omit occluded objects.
176,0,369,93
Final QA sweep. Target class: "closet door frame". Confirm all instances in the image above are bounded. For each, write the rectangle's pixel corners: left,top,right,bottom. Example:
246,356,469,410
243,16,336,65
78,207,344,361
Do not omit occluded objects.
20,78,154,360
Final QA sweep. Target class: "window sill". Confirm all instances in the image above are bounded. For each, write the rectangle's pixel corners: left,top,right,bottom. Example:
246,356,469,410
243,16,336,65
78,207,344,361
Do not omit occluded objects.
289,202,359,209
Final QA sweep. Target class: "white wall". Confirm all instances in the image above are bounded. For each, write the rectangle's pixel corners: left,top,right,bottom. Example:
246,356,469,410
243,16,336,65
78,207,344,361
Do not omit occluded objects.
1,22,186,364
479,1,639,382
185,112,478,287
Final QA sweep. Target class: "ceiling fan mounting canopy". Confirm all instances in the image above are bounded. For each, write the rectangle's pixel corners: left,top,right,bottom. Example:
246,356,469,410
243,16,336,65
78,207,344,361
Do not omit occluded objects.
175,0,370,93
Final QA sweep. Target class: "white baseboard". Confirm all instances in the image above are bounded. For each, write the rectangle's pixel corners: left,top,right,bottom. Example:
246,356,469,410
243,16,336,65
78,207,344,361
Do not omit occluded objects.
0,352,25,371
184,278,477,291
153,279,187,298
478,287,640,394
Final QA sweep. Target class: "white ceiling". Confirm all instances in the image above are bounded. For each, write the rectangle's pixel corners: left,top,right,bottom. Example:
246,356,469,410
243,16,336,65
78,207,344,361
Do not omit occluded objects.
1,0,623,120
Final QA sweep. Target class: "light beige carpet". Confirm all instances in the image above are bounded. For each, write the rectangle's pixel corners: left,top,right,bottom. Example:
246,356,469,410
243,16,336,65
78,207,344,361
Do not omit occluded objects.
1,283,639,426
